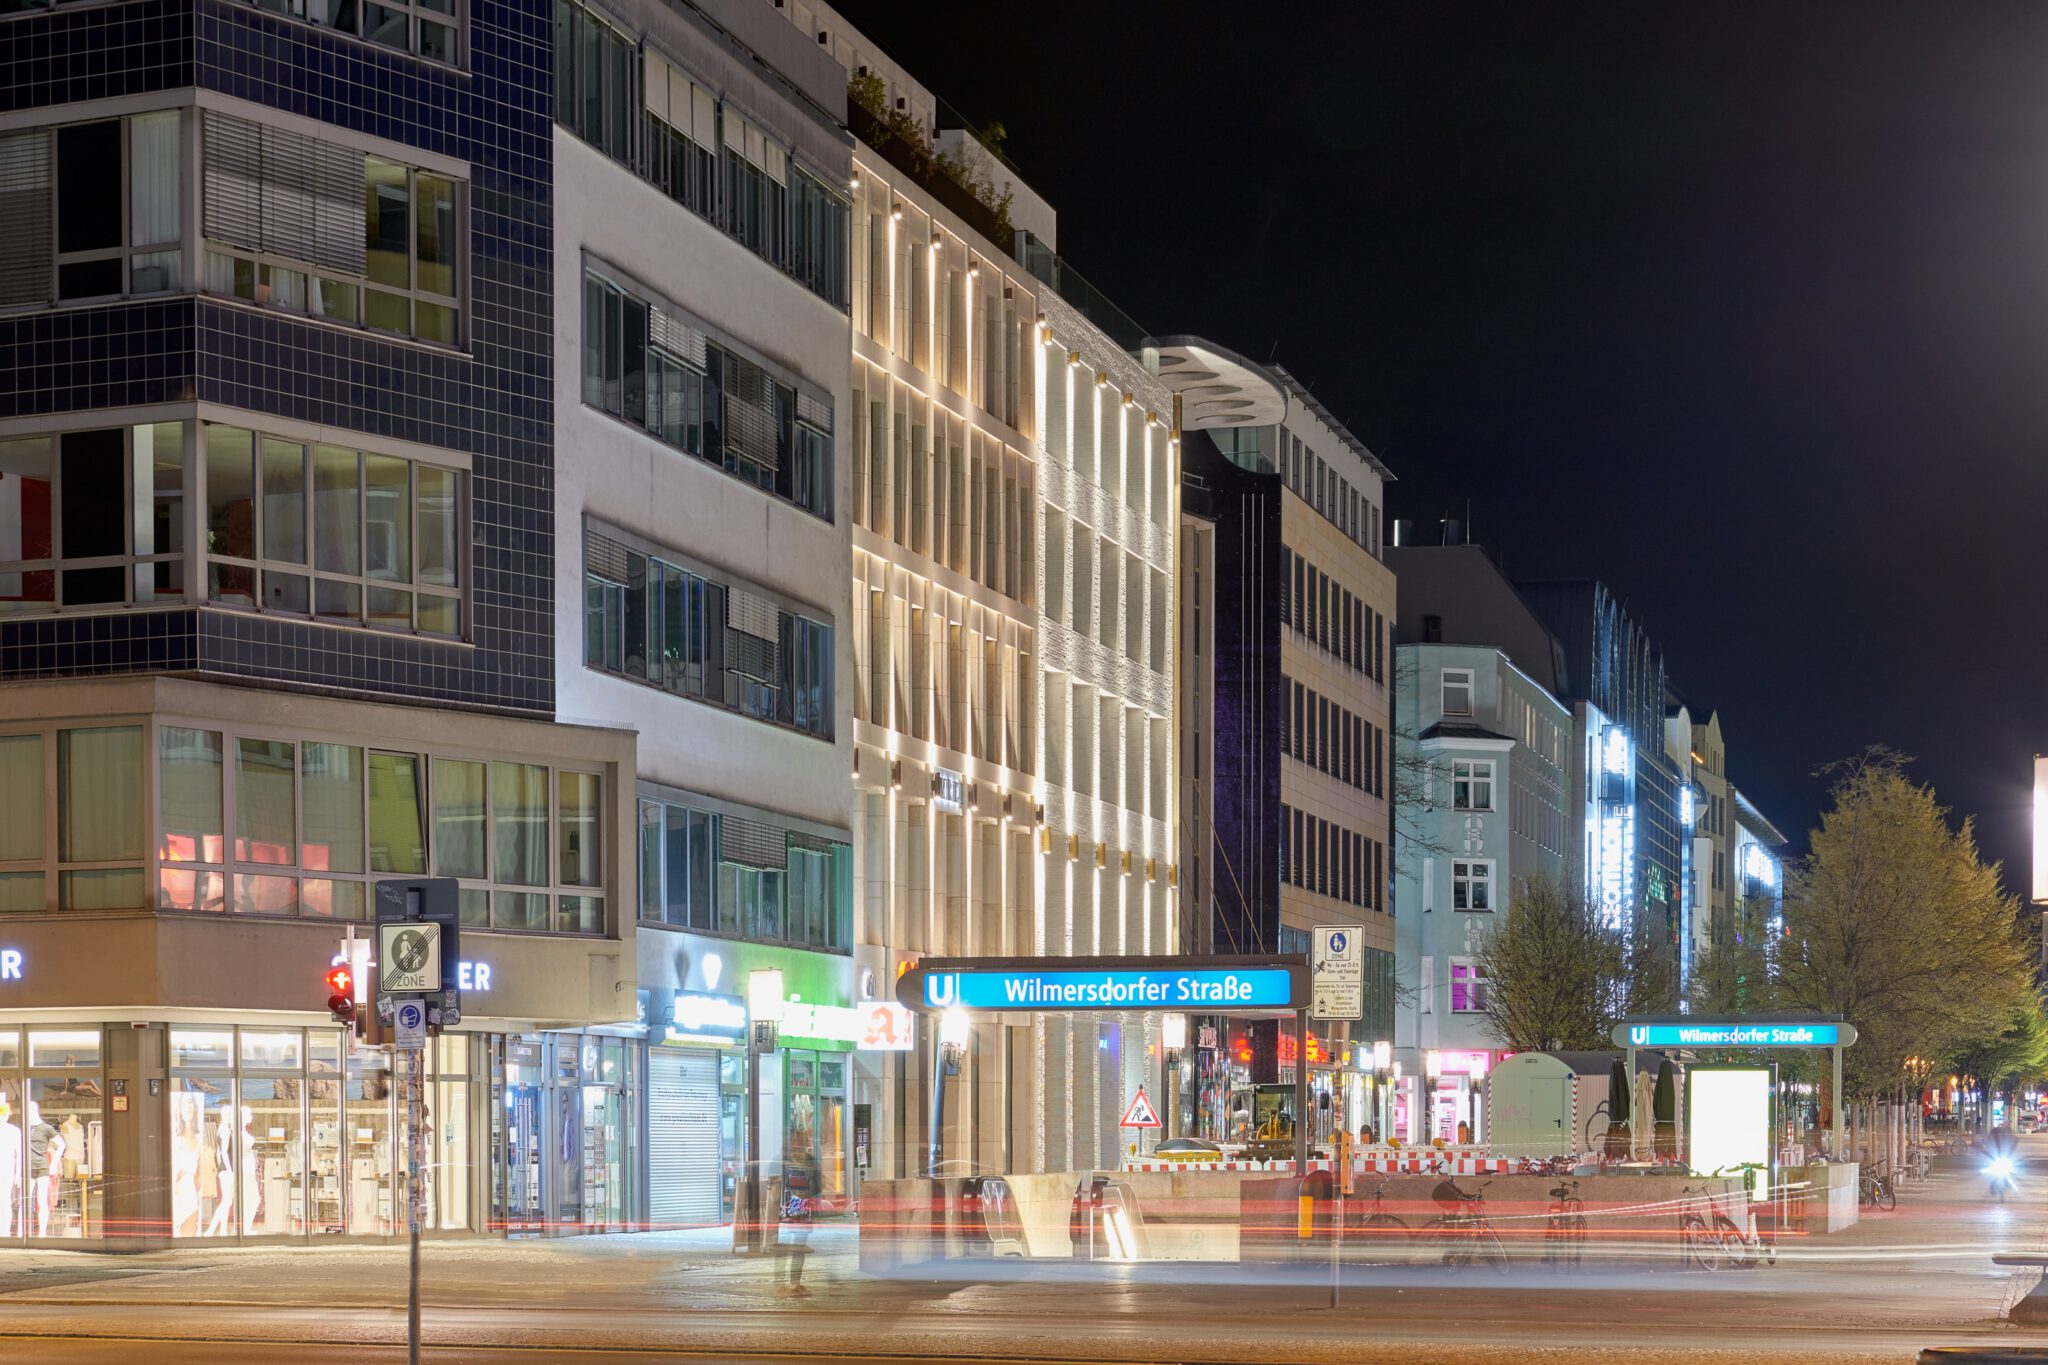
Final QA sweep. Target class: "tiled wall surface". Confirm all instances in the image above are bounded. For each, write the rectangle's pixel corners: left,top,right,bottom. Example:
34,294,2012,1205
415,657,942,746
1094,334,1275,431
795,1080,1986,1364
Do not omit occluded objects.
0,0,556,715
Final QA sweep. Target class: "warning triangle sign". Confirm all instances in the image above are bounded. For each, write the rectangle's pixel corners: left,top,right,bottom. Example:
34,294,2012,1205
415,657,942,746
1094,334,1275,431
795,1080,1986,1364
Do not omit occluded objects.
1119,1088,1161,1128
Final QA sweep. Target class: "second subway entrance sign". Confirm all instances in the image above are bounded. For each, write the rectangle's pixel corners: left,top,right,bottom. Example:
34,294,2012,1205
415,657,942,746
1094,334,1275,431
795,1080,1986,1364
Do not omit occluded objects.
897,954,1310,1013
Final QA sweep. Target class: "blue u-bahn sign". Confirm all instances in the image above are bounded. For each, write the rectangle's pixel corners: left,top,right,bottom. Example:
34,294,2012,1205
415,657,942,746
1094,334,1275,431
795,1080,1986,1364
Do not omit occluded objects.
1613,1018,1857,1049
896,955,1309,1013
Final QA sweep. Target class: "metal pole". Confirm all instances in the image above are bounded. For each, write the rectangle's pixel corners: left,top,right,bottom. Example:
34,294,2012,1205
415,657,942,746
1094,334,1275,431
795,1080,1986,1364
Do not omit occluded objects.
927,1035,947,1177
1831,1045,1844,1161
1294,1010,1310,1176
407,1043,422,1365
745,1034,761,1253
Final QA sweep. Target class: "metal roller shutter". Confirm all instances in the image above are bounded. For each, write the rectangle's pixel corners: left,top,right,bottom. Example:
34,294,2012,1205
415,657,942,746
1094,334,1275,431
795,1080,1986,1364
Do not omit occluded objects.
647,1049,722,1228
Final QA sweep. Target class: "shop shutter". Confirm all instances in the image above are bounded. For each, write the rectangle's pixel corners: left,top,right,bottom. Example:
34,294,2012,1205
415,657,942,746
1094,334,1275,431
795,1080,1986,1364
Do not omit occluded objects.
0,130,51,308
647,1049,722,1228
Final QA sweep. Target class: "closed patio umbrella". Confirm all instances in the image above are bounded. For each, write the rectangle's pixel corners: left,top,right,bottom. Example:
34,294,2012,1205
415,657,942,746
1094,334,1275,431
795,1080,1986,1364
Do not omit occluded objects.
1654,1058,1678,1160
1605,1057,1632,1157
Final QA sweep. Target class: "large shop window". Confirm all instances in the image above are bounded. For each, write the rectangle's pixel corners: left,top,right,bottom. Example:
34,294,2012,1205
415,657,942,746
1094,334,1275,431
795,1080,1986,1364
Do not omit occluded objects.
0,425,186,613
584,528,834,741
204,424,464,636
0,112,183,310
582,269,835,520
162,1027,472,1240
153,725,604,933
0,1029,105,1239
203,111,465,347
636,795,850,952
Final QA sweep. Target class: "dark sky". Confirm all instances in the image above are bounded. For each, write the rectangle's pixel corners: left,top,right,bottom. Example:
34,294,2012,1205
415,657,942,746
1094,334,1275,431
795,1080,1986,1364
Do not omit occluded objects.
842,2,2048,890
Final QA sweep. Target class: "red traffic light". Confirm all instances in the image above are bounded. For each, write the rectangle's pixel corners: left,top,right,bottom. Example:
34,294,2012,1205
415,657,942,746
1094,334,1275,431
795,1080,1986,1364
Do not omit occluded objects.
326,964,355,1025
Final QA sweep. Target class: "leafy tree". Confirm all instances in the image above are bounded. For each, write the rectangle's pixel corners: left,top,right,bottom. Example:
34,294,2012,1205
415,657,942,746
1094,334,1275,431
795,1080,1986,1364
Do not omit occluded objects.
1949,996,2048,1104
1471,875,1675,1052
1686,894,1780,1017
1776,749,2034,1097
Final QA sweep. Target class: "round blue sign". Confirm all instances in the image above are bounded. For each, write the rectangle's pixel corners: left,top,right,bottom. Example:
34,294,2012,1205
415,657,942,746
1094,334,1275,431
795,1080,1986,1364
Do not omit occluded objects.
398,1002,424,1029
1329,932,1347,953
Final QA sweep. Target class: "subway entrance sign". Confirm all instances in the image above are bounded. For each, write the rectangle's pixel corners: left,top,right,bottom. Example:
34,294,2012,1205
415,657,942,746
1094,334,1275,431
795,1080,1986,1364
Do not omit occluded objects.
896,954,1310,1013
1613,1018,1859,1049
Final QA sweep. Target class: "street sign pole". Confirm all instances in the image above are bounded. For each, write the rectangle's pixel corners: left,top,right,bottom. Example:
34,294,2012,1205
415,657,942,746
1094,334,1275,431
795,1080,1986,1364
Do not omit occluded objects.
407,1040,422,1365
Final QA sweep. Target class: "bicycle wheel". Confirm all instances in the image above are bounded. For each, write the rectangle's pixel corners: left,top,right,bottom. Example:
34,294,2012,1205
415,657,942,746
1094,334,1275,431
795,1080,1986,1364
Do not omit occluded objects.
1565,1212,1586,1268
1876,1178,1896,1213
1474,1225,1510,1274
1681,1214,1723,1271
1357,1212,1410,1263
1711,1213,1751,1269
1420,1216,1469,1268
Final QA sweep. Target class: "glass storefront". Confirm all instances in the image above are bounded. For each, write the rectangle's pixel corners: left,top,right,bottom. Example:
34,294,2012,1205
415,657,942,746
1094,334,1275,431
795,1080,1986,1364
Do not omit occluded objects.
487,1032,636,1236
0,1028,105,1239
165,1025,471,1240
783,1049,847,1207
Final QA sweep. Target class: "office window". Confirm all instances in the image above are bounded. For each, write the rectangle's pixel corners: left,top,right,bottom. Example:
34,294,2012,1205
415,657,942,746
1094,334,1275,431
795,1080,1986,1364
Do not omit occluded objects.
1441,668,1474,716
226,0,461,63
0,423,185,613
584,535,834,741
555,0,634,163
1453,759,1494,812
584,269,833,520
202,114,464,346
51,113,184,303
1452,859,1493,912
1451,959,1487,1013
201,425,463,637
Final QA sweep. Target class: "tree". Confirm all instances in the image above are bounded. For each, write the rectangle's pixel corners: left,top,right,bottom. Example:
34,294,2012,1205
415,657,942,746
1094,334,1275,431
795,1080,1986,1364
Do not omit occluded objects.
1685,893,1780,1017
1470,875,1675,1052
1777,749,2034,1097
1950,996,2048,1106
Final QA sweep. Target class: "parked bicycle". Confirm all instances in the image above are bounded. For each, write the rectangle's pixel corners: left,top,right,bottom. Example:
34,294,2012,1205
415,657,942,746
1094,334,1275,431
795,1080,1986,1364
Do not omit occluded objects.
1902,1144,1933,1182
1859,1165,1897,1213
1422,1178,1509,1273
1676,1182,1733,1271
1543,1179,1585,1269
1707,1163,1777,1268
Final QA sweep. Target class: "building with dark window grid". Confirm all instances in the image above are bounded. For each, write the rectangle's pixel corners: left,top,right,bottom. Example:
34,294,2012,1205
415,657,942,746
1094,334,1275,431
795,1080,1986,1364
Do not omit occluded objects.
0,0,667,1247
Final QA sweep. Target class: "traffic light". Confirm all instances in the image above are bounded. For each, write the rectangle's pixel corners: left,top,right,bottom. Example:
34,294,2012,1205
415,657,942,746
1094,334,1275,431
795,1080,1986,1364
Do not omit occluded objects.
326,965,356,1027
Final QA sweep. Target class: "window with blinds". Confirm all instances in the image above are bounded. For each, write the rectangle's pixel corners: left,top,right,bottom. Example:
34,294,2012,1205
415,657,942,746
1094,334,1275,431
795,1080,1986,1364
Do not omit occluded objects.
581,266,834,520
0,112,185,309
582,523,835,741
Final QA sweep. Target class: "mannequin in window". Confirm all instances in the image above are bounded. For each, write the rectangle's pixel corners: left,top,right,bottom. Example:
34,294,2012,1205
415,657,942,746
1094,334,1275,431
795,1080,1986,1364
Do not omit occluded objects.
26,1102,56,1237
170,1097,201,1237
0,1094,19,1239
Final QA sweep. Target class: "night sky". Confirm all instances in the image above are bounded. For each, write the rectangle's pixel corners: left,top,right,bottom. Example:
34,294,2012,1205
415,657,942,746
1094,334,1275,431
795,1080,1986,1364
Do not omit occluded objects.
842,3,2048,891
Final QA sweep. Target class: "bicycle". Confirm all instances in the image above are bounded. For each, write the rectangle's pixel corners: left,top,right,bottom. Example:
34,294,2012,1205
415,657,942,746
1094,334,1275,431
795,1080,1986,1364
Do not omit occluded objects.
1902,1144,1933,1182
1421,1178,1509,1273
1676,1182,1731,1271
1543,1178,1585,1269
1859,1165,1897,1213
1708,1163,1777,1268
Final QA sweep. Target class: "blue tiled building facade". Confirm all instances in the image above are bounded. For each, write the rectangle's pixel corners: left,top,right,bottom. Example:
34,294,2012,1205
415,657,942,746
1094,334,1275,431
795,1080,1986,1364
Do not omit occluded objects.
0,0,556,712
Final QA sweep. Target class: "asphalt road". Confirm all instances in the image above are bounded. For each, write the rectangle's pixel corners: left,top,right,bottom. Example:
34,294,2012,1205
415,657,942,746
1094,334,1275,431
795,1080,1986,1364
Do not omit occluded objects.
0,1144,2045,1364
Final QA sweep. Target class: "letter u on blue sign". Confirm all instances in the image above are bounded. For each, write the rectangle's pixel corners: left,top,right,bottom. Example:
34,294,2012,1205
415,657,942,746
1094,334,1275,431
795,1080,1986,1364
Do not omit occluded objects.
1629,1026,1649,1045
925,973,959,1008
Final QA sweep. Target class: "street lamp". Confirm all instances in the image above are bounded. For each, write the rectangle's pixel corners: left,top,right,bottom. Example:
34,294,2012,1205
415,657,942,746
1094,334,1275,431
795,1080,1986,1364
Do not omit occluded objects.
744,968,784,1253
1161,1013,1187,1140
1424,1049,1443,1145
929,1006,970,1175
